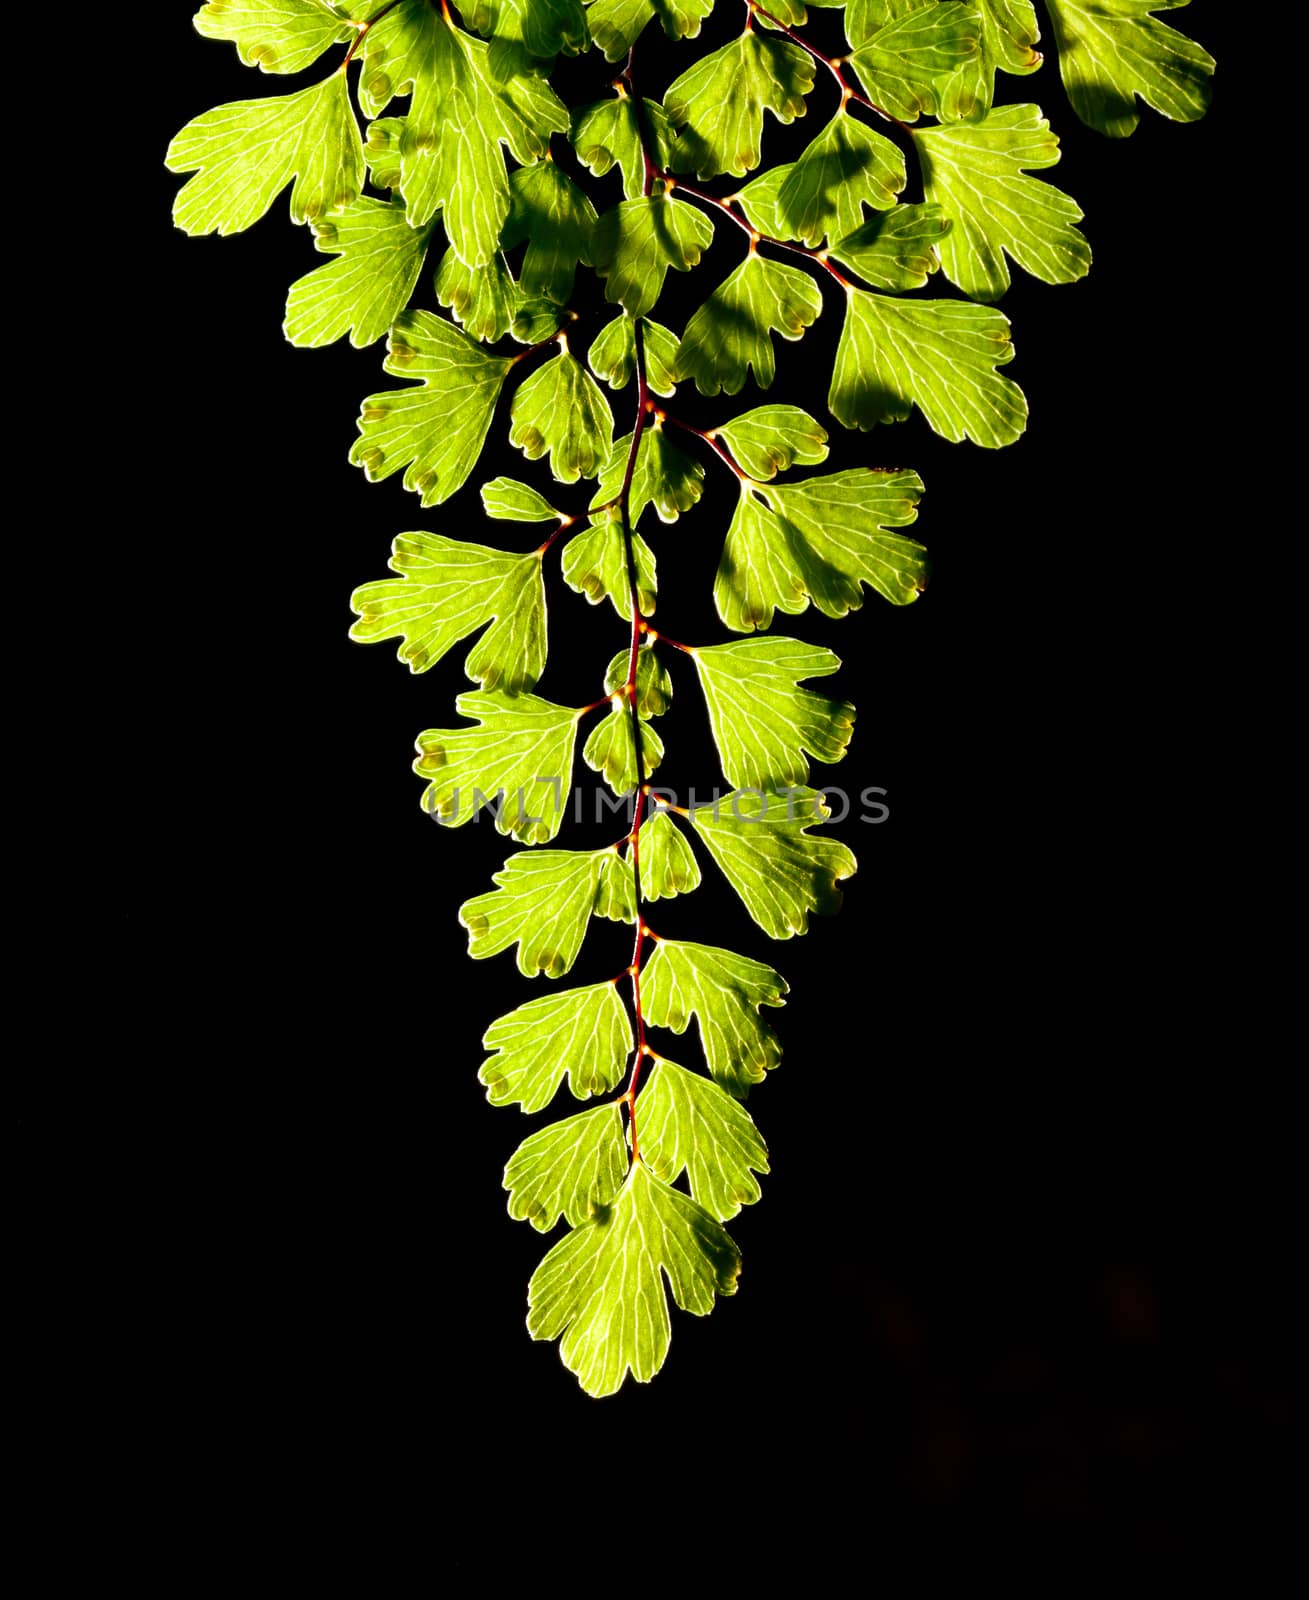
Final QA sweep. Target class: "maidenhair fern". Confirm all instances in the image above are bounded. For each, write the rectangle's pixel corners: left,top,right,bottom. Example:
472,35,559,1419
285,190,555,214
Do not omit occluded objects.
167,0,1214,1396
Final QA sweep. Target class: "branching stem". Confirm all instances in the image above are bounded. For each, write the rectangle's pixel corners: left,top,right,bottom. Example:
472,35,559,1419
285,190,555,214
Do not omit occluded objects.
617,322,653,1164
667,175,851,286
342,0,405,69
746,1,912,133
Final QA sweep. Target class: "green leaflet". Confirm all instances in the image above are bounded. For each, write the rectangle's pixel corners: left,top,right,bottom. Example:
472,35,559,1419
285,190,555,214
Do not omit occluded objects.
349,532,547,689
586,0,714,63
583,704,666,793
528,1160,740,1397
362,116,405,191
166,71,363,235
829,203,951,291
915,105,1090,301
846,2,982,122
588,315,680,397
510,348,615,482
690,787,857,940
692,637,854,790
938,0,1043,120
572,96,676,199
285,199,433,349
481,477,565,522
675,253,822,397
638,1056,768,1221
775,112,905,247
595,848,639,921
590,427,705,526
435,249,527,344
643,937,788,1096
562,518,658,619
480,982,632,1111
355,2,568,260
715,469,927,630
830,290,1027,447
462,0,590,59
1044,0,1213,138
350,311,513,506
592,191,714,318
500,160,599,305
193,0,352,74
639,808,702,899
414,691,578,843
504,1104,629,1232
734,163,800,240
665,30,814,180
605,643,673,718
460,847,623,976
715,404,828,480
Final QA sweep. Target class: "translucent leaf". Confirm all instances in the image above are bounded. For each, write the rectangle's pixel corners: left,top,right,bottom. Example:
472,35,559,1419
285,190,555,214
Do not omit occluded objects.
915,104,1089,301
692,637,853,790
675,253,822,397
583,703,666,794
604,642,673,718
462,0,590,59
590,427,705,526
588,315,680,397
846,2,982,122
642,938,787,1096
586,0,714,63
355,3,567,259
500,160,598,304
734,162,800,240
760,468,927,611
716,404,828,480
362,116,405,191
571,96,677,199
829,203,951,291
1044,0,1213,137
349,311,513,507
166,72,363,235
285,199,432,349
937,0,1043,120
527,1161,739,1397
774,112,905,247
592,192,714,319
664,31,814,180
504,1104,628,1233
481,477,564,522
510,349,615,483
435,249,524,343
830,290,1026,447
562,519,657,619
639,808,701,899
193,0,352,74
349,532,547,688
460,848,613,976
595,848,639,921
638,1056,768,1220
415,691,578,843
690,787,857,939
714,470,926,630
480,982,632,1111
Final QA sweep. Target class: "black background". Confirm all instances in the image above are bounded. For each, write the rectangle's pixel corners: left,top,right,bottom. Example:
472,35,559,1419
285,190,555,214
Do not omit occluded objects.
130,3,1290,1556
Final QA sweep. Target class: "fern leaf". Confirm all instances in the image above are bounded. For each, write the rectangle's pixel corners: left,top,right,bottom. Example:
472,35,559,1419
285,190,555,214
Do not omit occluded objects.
480,983,632,1111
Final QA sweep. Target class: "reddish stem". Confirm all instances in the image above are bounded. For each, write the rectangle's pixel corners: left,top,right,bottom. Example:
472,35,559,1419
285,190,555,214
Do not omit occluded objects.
342,0,405,68
616,324,654,1161
668,176,850,286
659,410,752,481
